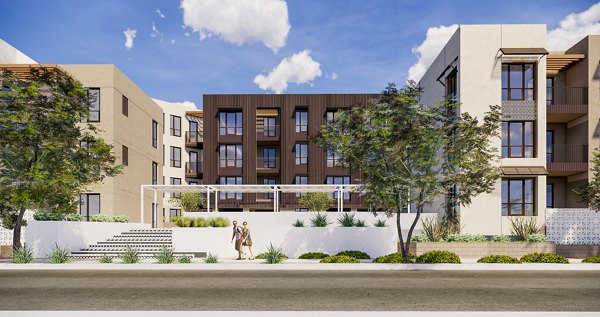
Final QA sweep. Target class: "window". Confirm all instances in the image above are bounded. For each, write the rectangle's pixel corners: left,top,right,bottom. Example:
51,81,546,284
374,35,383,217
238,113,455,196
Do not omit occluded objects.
264,117,276,137
170,177,181,198
546,184,554,208
501,178,535,216
295,143,308,165
152,162,158,185
122,95,128,116
326,150,341,167
502,63,534,101
170,115,181,137
264,178,276,199
189,181,198,185
169,209,181,218
263,147,276,168
219,111,243,135
502,121,534,158
445,70,457,99
219,176,242,200
546,77,554,105
219,144,243,168
327,176,351,200
122,145,128,166
152,120,158,148
79,193,100,221
326,110,341,123
84,88,100,122
295,208,309,212
170,146,181,168
295,175,308,197
295,110,308,133
547,130,554,163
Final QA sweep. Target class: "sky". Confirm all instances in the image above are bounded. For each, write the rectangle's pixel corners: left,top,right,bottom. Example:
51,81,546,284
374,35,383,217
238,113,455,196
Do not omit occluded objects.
0,0,598,109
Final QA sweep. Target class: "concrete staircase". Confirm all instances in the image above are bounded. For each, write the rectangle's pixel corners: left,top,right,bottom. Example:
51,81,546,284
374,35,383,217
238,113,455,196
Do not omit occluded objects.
70,229,194,259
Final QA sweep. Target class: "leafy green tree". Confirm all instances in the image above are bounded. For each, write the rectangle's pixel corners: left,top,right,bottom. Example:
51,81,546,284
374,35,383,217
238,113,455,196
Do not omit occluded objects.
574,149,600,212
0,67,121,248
314,83,501,257
169,192,207,212
298,192,333,212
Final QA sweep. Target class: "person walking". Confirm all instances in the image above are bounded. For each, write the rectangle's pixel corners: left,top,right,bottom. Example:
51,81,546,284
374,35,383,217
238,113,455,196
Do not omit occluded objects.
231,220,243,260
241,221,254,260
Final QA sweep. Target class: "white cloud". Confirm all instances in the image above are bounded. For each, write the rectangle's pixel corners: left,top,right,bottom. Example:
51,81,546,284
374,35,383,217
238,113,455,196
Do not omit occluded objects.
123,28,137,50
407,24,458,82
152,98,198,110
171,39,175,45
180,0,290,52
156,8,165,18
184,32,190,37
254,49,322,94
330,72,338,80
548,2,600,51
151,22,162,38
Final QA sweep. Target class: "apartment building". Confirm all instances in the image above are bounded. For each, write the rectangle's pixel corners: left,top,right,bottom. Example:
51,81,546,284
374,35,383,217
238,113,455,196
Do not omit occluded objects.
200,94,378,212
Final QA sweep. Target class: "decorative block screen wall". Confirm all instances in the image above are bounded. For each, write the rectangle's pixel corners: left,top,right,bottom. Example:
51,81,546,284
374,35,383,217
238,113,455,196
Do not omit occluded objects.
0,211,33,245
546,208,600,244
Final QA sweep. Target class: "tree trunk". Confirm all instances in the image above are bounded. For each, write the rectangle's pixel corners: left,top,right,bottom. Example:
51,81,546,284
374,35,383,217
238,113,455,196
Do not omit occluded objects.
12,208,26,249
404,190,424,258
395,192,406,257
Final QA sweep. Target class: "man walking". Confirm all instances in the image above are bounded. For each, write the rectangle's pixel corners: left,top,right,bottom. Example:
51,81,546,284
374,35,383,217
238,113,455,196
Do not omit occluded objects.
231,220,243,260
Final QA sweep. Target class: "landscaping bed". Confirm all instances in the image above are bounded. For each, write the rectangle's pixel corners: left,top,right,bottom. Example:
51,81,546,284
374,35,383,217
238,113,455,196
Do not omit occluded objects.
406,242,556,258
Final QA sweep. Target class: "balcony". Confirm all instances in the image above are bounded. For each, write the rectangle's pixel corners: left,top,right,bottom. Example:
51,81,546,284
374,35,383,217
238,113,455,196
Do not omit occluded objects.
185,161,203,178
256,125,280,143
185,131,203,148
257,157,280,174
547,144,588,176
547,87,588,122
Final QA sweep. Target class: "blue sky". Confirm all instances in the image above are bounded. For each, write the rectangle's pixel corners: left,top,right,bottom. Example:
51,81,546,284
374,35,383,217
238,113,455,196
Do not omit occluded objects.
0,0,597,108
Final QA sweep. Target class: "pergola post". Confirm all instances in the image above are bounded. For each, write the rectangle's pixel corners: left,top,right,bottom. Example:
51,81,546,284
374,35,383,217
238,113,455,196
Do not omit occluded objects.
152,190,157,228
207,187,211,213
215,189,219,212
140,185,144,224
340,186,344,212
273,186,277,212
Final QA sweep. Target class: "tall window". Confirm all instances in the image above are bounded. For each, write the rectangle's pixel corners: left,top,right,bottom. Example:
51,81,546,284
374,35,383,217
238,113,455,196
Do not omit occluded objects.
326,150,341,167
170,177,181,198
169,208,181,218
219,111,243,135
501,178,535,216
264,117,276,137
263,178,276,199
220,176,242,199
295,143,308,165
152,162,158,185
502,121,534,158
547,130,554,163
79,193,100,221
445,70,457,99
122,95,128,116
295,175,308,197
326,176,351,200
502,63,534,101
546,77,554,105
122,145,128,166
170,115,181,137
295,110,308,133
546,184,554,208
84,88,100,122
152,120,158,148
326,110,342,123
170,146,181,168
263,147,276,168
219,144,243,168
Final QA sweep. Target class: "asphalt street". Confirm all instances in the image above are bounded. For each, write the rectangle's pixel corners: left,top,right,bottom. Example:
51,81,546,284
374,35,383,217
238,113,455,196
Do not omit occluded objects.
0,270,599,311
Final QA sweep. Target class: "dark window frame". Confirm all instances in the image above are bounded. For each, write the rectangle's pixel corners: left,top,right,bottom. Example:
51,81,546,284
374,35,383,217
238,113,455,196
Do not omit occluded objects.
170,146,182,168
219,111,243,136
502,178,535,216
79,193,100,221
85,88,101,122
546,183,554,208
122,95,128,117
547,130,554,163
502,121,535,158
170,115,182,137
326,176,351,200
502,63,535,101
326,149,341,167
546,77,554,105
263,147,276,168
295,110,308,133
152,161,158,185
122,145,128,166
152,120,158,148
219,144,243,168
219,176,242,200
295,143,308,165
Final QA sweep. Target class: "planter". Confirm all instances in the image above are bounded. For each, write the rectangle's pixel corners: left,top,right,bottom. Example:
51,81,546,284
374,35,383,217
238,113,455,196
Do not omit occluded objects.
556,245,600,258
406,242,556,258
0,245,12,259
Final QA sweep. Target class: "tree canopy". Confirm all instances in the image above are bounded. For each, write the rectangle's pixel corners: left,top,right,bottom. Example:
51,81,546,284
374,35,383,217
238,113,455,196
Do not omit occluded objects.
575,148,600,212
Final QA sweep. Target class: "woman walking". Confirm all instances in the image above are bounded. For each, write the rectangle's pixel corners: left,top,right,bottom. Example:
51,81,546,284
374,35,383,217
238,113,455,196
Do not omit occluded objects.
241,221,254,260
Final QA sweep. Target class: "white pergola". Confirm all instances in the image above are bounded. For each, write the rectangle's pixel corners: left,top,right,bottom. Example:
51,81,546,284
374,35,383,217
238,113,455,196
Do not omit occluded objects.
140,184,360,225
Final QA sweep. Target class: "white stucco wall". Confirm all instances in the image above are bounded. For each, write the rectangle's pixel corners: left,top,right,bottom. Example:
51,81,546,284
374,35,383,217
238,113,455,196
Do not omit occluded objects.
0,39,36,64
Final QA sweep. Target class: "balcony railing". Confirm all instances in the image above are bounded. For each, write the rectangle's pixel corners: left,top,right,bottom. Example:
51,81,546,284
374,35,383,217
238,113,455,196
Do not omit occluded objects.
257,157,280,172
185,161,203,177
185,131,203,146
256,125,280,140
547,87,588,106
547,144,588,174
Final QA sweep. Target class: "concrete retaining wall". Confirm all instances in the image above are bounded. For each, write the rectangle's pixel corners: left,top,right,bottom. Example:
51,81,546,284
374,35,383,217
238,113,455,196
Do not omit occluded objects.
556,245,600,259
407,242,556,258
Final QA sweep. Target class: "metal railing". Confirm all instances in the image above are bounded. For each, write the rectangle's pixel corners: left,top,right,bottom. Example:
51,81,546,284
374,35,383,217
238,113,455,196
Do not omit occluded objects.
185,161,203,174
256,125,280,138
547,144,588,163
547,87,588,106
257,157,280,169
185,131,203,143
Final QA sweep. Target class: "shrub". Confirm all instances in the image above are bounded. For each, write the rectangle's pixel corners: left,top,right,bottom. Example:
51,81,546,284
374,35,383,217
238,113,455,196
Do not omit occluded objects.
255,252,288,260
491,235,512,242
98,254,113,263
209,217,231,227
292,219,305,227
112,215,129,223
176,217,193,227
178,255,193,263
374,219,388,227
12,245,35,264
264,243,287,264
33,212,63,221
298,192,333,212
372,252,415,263
525,233,548,243
310,213,330,227
169,192,206,212
415,250,461,264
582,255,600,263
411,234,429,242
477,255,521,264
170,216,182,224
420,217,461,242
121,246,140,264
520,253,569,264
444,233,486,243
320,255,360,263
509,217,541,241
204,253,219,263
299,252,330,259
155,246,176,264
338,212,356,227
90,214,111,222
47,244,70,264
192,218,210,227
64,213,84,221
336,250,370,259
355,219,367,227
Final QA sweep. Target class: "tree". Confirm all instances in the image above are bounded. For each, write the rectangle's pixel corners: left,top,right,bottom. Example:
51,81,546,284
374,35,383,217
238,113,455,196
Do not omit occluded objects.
298,192,333,212
0,67,121,248
169,192,207,212
314,83,501,257
574,148,600,212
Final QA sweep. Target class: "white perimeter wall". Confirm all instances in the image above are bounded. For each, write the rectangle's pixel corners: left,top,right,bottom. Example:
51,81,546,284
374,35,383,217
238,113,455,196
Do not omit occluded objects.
547,208,600,244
